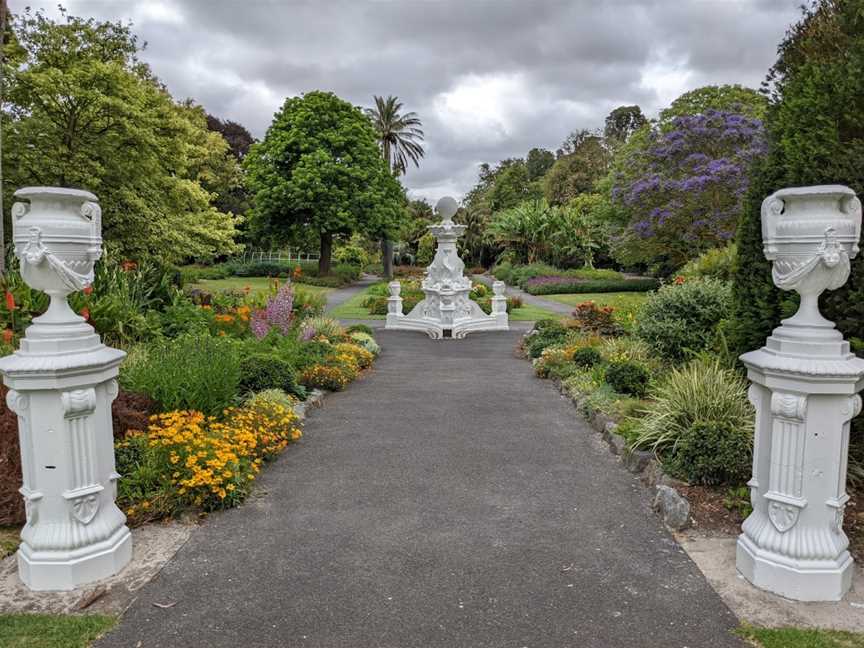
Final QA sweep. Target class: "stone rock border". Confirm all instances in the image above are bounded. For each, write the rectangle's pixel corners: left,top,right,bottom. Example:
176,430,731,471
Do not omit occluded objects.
552,369,693,531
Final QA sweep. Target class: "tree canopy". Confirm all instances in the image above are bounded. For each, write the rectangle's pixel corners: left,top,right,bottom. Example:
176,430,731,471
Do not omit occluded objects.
1,7,241,263
244,91,405,274
732,0,864,352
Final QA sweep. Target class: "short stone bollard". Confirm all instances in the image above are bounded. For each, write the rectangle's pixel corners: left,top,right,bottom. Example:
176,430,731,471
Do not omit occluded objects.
0,187,131,591
386,280,403,324
737,185,864,601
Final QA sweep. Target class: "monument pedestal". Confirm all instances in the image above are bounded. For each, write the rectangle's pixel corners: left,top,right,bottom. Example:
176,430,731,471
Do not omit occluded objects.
737,185,864,601
385,196,509,339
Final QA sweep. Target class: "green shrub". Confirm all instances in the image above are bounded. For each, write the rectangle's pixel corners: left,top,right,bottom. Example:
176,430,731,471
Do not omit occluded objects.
120,333,241,415
678,245,737,282
526,324,568,358
605,361,649,398
347,324,375,336
666,420,752,486
573,346,603,368
334,242,369,267
631,358,754,485
416,233,435,265
533,318,561,331
634,279,732,363
239,354,306,400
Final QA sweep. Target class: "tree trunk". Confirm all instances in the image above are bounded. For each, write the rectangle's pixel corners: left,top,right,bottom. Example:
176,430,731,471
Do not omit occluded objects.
381,239,394,279
319,232,333,276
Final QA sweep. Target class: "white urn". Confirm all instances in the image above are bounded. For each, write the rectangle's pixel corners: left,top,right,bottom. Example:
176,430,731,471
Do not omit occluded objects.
760,185,861,357
0,187,130,591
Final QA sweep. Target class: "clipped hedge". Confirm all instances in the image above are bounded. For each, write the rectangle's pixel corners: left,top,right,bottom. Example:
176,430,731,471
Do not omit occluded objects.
523,277,659,295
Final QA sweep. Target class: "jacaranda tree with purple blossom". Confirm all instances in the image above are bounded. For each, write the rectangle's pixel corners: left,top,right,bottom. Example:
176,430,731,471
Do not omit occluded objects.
611,110,766,272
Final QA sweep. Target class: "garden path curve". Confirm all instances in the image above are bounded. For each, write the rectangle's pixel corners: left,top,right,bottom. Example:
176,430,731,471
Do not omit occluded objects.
97,330,743,648
472,274,573,316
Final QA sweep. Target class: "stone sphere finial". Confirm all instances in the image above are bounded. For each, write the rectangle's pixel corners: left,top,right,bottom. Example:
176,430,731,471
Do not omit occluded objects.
436,196,458,221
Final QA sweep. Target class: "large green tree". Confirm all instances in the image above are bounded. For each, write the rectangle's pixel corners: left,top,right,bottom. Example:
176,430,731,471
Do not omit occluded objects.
543,133,608,206
658,84,767,129
604,105,647,146
366,95,424,279
732,0,864,353
245,91,404,275
1,8,241,263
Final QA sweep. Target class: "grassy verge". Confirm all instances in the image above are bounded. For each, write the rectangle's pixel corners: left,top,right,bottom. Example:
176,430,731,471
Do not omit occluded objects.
0,614,116,648
189,276,333,297
329,287,561,321
737,624,864,647
543,291,648,327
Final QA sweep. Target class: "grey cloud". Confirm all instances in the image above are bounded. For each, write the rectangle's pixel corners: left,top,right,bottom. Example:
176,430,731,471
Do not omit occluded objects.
14,0,802,201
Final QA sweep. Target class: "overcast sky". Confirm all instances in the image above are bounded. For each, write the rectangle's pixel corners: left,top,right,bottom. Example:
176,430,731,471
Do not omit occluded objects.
11,0,803,203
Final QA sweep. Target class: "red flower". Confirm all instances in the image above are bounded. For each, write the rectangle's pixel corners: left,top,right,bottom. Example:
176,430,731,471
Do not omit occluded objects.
2,329,13,344
83,286,93,296
4,291,15,311
673,275,686,285
80,307,90,321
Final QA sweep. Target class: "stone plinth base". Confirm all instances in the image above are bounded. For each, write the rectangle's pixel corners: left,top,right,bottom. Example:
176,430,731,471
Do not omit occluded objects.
737,534,853,601
18,525,132,591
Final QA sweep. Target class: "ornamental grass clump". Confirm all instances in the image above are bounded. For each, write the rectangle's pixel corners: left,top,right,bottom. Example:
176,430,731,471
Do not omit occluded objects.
120,333,240,416
630,357,754,485
116,402,302,524
350,331,380,355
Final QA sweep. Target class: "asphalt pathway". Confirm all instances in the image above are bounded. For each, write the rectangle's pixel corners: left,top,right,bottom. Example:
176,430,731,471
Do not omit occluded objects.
97,331,742,648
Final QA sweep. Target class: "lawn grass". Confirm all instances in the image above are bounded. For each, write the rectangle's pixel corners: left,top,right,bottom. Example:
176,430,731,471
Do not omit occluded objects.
543,291,648,328
189,276,333,298
0,614,116,648
737,624,864,647
329,287,561,321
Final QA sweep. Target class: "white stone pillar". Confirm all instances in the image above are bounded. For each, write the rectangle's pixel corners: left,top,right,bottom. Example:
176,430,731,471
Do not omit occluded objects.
0,187,130,591
491,281,508,323
385,280,404,327
737,185,864,601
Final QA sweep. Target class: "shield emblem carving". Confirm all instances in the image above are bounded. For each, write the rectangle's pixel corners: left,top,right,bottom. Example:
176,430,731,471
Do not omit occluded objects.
71,493,99,525
768,501,799,533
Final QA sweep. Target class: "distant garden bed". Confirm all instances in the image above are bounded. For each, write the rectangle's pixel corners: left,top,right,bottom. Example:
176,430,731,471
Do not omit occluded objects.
491,262,659,295
329,280,559,322
181,259,362,288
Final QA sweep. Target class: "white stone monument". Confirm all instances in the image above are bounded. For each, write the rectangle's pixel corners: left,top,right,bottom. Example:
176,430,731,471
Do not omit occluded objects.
0,187,131,591
385,196,508,339
737,185,864,601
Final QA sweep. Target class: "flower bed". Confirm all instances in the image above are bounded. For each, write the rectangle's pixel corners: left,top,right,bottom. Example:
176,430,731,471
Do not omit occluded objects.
0,260,381,528
521,276,659,295
491,261,659,295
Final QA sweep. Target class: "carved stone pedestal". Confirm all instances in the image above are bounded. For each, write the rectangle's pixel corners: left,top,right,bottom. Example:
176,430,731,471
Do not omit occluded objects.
385,196,509,339
0,188,130,591
737,186,864,601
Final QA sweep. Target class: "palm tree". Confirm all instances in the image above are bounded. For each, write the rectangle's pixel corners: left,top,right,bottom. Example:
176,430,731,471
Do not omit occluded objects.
367,95,425,278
